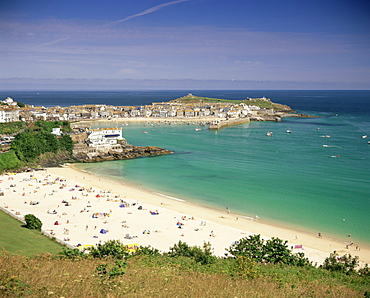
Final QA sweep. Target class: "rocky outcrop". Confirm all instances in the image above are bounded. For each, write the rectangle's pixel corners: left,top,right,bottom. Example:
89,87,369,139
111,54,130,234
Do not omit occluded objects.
73,145,173,163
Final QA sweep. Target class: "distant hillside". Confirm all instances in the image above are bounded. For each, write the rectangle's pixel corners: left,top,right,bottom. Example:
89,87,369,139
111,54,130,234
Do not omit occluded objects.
170,94,294,111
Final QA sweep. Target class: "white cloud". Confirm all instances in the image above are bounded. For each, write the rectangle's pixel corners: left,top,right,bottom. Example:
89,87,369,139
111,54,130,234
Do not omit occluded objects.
107,0,191,25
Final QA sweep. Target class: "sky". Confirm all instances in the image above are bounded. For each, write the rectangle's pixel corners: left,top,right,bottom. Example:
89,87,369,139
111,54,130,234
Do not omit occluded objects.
1,0,370,90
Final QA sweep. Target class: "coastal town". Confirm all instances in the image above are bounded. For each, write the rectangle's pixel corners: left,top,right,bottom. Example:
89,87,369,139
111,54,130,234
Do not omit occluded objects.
0,94,310,161
0,93,297,125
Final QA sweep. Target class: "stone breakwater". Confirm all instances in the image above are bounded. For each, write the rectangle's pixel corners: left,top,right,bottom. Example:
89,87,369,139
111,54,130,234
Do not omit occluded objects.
209,115,281,130
209,112,316,130
73,145,173,163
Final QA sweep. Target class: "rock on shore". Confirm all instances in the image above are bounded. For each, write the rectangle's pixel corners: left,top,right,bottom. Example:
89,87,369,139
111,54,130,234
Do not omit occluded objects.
73,145,173,163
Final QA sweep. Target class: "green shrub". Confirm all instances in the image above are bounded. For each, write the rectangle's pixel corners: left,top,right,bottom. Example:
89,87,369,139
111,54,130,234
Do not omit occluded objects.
167,241,217,265
358,264,370,277
134,245,161,257
321,251,359,275
58,248,86,260
24,214,42,231
89,240,130,259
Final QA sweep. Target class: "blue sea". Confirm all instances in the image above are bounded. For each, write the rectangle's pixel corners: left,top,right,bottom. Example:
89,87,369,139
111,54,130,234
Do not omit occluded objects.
2,90,370,247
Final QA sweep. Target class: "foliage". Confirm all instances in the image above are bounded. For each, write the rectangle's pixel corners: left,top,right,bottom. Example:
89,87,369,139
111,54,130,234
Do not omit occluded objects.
359,264,370,277
227,234,311,266
29,120,72,133
234,256,260,279
133,245,161,257
11,132,41,162
10,121,74,164
228,234,265,262
166,241,217,265
89,240,130,259
24,214,42,231
0,121,25,134
58,248,86,260
320,251,359,275
39,132,60,153
58,134,73,153
17,102,25,108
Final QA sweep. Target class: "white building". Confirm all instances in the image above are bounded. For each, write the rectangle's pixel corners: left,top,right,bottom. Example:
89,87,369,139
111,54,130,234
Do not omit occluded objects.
51,128,62,136
87,127,125,151
0,108,19,122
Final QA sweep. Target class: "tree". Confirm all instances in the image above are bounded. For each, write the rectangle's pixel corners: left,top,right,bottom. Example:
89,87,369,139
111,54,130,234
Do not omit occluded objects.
11,132,40,162
227,234,265,262
58,134,73,153
24,214,42,231
227,234,311,266
264,237,296,264
38,132,59,154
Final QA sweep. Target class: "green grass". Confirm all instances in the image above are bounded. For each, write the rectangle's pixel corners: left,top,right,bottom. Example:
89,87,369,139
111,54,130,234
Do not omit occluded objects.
0,210,64,257
0,150,24,173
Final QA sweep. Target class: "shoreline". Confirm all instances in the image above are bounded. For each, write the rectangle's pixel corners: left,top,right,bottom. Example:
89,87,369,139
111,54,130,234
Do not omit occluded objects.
75,117,370,249
1,164,369,266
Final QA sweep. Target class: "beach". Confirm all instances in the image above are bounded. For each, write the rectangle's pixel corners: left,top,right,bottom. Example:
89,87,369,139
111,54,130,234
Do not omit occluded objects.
1,165,369,266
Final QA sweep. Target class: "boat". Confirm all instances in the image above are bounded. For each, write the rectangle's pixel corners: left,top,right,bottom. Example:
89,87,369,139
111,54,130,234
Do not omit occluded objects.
266,132,273,137
362,135,368,139
195,128,201,131
142,131,148,134
286,129,292,133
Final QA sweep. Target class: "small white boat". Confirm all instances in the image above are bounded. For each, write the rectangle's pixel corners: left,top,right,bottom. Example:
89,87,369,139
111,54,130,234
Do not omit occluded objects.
195,128,201,131
286,129,292,133
266,132,273,137
362,135,368,139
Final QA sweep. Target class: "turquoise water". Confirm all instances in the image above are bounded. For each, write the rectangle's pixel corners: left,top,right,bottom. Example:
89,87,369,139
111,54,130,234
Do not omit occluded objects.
76,112,370,247
3,89,368,246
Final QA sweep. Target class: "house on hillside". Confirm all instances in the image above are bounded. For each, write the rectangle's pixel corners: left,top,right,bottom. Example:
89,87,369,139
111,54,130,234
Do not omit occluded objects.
86,127,127,152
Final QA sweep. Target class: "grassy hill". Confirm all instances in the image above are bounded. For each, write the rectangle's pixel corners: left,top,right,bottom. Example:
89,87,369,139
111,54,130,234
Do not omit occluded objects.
170,94,294,111
0,210,369,297
0,210,64,257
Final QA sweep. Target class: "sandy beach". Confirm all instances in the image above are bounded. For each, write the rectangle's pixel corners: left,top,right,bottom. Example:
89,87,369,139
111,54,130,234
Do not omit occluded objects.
1,165,369,266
